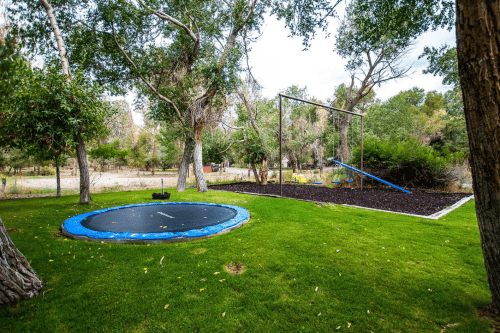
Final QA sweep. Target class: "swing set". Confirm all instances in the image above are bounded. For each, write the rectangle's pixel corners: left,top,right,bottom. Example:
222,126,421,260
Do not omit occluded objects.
277,93,411,197
278,93,365,196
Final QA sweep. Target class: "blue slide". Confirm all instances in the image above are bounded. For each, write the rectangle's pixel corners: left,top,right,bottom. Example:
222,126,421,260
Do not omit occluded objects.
333,160,411,194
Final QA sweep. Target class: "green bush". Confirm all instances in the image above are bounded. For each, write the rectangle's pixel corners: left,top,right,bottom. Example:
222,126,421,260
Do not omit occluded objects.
353,138,454,188
40,166,55,176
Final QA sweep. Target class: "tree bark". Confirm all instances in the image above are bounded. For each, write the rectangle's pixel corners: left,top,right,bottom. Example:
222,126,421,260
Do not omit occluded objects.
456,0,500,314
177,137,193,192
55,154,61,198
75,134,91,204
193,122,207,192
339,114,352,163
39,0,71,80
0,217,43,306
250,161,260,185
259,156,269,185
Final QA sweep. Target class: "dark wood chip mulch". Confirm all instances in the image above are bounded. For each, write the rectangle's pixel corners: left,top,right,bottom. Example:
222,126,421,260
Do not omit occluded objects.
209,182,473,216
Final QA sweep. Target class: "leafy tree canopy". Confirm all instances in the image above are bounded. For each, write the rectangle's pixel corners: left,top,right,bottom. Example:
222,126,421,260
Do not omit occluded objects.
420,44,459,88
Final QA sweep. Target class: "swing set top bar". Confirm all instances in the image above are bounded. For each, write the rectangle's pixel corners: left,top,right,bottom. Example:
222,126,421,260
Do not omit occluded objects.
278,94,364,197
278,93,364,118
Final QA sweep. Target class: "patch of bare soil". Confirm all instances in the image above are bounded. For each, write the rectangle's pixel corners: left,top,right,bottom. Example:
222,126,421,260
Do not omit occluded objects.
478,307,500,332
209,182,472,216
225,263,245,275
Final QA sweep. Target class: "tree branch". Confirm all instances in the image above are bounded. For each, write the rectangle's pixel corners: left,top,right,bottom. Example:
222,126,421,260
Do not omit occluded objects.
139,0,199,44
111,23,185,126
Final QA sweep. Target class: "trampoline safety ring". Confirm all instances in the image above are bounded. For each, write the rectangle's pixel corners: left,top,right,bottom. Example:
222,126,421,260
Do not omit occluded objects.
61,202,250,244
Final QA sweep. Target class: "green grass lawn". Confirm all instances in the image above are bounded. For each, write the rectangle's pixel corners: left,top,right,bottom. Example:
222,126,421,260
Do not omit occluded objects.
0,189,493,332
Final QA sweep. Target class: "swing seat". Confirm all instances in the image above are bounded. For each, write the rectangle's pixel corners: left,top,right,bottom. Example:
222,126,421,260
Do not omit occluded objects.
345,179,354,183
331,180,341,184
313,181,323,185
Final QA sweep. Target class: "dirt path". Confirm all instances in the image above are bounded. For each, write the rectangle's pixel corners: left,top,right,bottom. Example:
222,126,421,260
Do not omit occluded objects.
1,168,254,199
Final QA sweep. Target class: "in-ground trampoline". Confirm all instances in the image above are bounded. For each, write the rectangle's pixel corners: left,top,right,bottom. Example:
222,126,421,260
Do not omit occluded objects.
61,202,250,243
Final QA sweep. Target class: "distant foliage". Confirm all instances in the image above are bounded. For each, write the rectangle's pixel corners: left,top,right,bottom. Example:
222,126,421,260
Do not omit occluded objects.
40,166,55,176
353,138,457,188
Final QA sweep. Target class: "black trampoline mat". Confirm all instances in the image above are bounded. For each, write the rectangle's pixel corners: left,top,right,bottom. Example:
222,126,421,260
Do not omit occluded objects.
81,204,238,233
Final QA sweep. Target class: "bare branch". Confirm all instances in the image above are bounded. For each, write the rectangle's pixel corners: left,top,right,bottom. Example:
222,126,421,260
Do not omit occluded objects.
111,23,185,126
139,0,198,43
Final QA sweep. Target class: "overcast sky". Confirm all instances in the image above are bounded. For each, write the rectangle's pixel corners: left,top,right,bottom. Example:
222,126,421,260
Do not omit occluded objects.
247,15,457,103
125,13,456,126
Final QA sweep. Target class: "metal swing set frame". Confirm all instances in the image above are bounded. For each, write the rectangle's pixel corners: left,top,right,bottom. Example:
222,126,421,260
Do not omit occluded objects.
278,93,365,197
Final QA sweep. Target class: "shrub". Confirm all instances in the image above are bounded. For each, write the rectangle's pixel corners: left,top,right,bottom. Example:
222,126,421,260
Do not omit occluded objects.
353,138,454,189
40,167,55,176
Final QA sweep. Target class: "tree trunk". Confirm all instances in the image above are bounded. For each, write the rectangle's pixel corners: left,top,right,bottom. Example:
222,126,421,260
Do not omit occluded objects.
75,134,91,204
339,114,352,163
177,137,193,192
55,154,61,198
0,217,43,306
456,0,500,314
290,154,298,174
250,161,260,185
193,122,207,192
40,0,71,80
259,155,269,185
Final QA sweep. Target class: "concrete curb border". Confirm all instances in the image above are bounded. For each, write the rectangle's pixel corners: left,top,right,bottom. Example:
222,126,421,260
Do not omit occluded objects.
210,189,474,220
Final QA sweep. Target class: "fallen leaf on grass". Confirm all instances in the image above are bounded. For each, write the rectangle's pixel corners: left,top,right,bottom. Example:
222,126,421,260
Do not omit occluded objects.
214,272,220,275
347,322,351,328
164,304,170,309
222,312,226,317
219,279,226,283
199,288,205,292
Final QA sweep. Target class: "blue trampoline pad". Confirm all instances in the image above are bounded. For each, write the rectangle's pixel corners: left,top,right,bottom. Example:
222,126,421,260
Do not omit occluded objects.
61,202,250,243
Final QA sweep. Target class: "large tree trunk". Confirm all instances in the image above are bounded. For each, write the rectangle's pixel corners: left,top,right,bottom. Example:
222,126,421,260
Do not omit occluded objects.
177,137,193,192
193,122,207,192
55,154,61,198
456,0,500,314
0,217,43,306
75,134,91,204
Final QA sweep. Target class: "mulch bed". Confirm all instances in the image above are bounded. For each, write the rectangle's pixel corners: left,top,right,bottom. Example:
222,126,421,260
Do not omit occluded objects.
209,182,473,216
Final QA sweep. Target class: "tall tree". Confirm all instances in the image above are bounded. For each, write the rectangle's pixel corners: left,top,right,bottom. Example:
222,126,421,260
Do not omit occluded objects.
59,0,266,193
235,78,276,185
10,0,106,204
333,1,414,162
286,0,499,315
456,0,500,314
0,20,40,305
